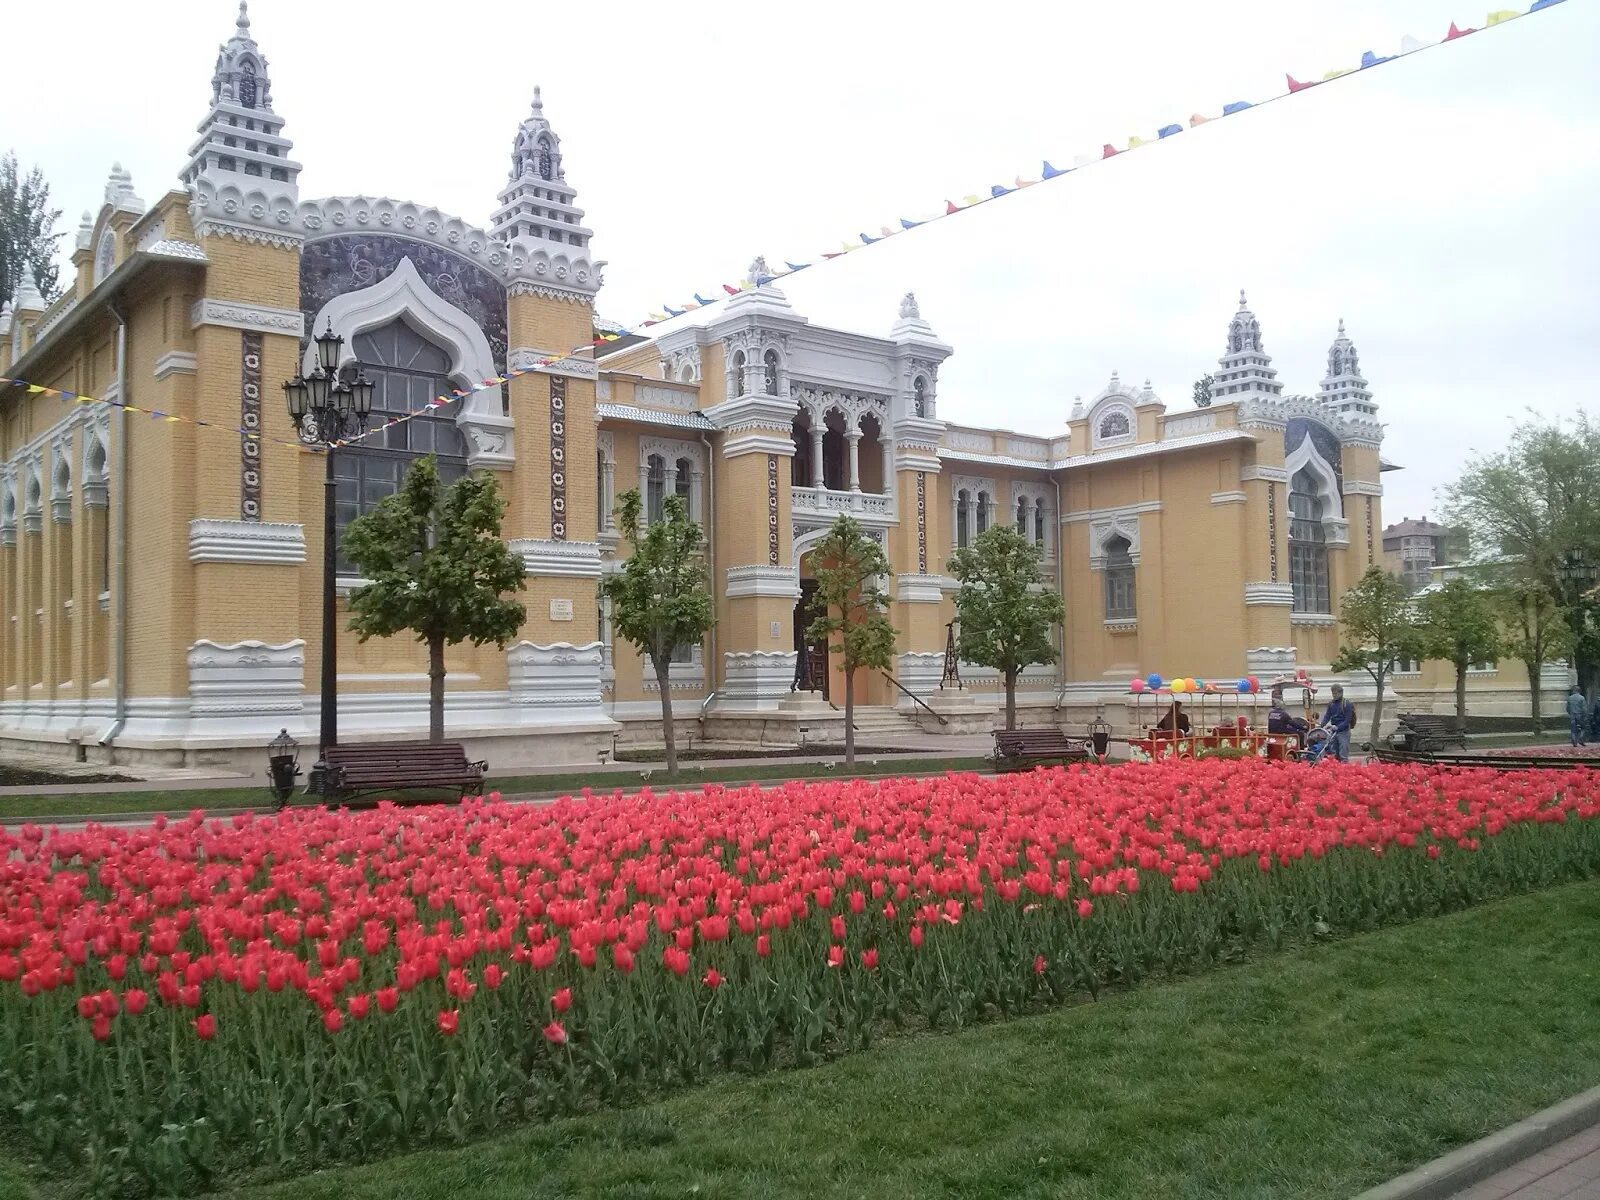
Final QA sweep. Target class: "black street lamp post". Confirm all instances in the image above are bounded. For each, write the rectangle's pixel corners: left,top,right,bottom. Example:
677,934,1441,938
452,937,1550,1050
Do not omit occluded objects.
283,322,375,786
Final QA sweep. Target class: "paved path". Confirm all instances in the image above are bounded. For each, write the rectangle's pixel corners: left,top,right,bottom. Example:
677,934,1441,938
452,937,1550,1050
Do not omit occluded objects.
1449,1125,1600,1199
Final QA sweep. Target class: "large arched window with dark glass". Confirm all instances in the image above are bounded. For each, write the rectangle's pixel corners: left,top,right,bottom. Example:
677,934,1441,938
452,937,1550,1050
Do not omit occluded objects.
763,349,779,396
334,320,466,572
1288,467,1331,613
1103,535,1136,620
956,489,972,549
646,454,667,524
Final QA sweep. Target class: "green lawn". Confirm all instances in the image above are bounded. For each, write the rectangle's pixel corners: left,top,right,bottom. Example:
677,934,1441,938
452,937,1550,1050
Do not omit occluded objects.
113,879,1597,1200
0,757,993,823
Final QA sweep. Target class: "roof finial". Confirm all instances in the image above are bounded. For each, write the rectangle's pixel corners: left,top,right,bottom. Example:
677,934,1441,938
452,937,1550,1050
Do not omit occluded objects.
899,291,920,320
530,85,543,116
1239,288,1248,309
237,0,250,34
1337,316,1346,336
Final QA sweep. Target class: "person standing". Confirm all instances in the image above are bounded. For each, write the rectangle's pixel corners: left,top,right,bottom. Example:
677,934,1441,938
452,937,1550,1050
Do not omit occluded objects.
1567,684,1588,747
1320,684,1357,763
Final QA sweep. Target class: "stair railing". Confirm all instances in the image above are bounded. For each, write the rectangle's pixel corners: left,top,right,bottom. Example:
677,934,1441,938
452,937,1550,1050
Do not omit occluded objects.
878,671,949,726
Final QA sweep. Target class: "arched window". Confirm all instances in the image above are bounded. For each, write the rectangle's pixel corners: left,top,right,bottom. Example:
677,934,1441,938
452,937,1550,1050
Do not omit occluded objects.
913,376,927,418
1288,467,1330,613
1098,411,1131,440
238,63,257,108
1016,496,1029,538
1104,535,1136,620
646,454,667,524
334,321,466,573
537,139,554,181
1034,503,1046,549
976,491,991,535
956,490,972,549
763,349,779,396
674,455,693,514
730,351,746,400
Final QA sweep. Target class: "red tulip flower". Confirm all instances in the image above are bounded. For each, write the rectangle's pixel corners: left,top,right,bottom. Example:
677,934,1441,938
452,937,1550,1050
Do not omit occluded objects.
192,1014,216,1041
551,987,572,1013
123,989,148,1016
482,963,504,991
436,1009,459,1036
702,968,723,990
827,945,845,969
1034,954,1047,976
543,1020,567,1045
860,949,878,971
91,1015,112,1043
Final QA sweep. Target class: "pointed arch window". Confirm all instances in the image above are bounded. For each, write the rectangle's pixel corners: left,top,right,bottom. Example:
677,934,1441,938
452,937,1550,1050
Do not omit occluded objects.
334,321,466,573
646,454,667,524
913,376,927,418
956,489,972,549
1098,411,1131,440
1288,467,1331,613
976,491,991,535
537,139,554,181
763,349,779,396
1104,535,1136,620
729,351,746,400
674,455,693,510
238,63,257,109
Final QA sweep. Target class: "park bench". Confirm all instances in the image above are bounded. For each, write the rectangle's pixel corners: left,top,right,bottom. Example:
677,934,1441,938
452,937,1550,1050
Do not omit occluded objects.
298,741,487,807
994,728,1091,770
1391,713,1468,753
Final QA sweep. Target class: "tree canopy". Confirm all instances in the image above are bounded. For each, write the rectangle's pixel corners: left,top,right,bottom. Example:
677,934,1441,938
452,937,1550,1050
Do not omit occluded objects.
1416,578,1502,729
948,525,1063,730
600,490,715,777
1330,567,1425,747
806,516,897,765
1,152,62,306
342,455,526,742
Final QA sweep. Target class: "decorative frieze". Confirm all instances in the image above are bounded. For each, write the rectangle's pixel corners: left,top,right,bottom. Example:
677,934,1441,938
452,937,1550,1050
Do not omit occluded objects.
1243,582,1294,606
186,639,306,719
1267,482,1279,581
240,332,263,520
1210,490,1247,505
506,642,607,712
190,298,305,338
719,651,797,710
1246,646,1298,677
153,351,197,380
510,537,602,579
766,456,781,565
549,376,567,539
725,565,800,599
188,519,306,565
508,346,598,380
916,471,927,571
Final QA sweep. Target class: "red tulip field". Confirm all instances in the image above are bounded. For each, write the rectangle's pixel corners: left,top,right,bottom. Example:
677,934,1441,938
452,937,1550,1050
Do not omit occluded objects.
3,759,1599,1195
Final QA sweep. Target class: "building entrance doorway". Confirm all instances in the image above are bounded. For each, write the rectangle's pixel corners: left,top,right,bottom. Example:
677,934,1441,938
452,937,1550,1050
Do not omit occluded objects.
793,578,829,700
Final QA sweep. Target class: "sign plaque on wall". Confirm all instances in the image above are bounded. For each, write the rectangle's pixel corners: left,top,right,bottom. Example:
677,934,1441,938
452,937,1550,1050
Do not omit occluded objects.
549,598,574,622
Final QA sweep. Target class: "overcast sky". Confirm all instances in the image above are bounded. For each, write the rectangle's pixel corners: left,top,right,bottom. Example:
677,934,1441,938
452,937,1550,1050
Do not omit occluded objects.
9,0,1596,523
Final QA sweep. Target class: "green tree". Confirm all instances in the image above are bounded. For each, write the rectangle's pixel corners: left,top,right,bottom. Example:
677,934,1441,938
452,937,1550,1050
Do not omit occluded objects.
342,456,526,743
806,515,897,766
0,152,62,306
1442,415,1600,699
948,525,1064,731
1192,374,1213,408
1495,581,1573,736
1330,567,1426,748
1415,578,1502,733
601,490,715,778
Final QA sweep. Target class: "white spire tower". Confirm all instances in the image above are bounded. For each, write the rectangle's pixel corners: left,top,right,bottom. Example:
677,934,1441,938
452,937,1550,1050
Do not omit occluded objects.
1317,318,1375,417
1212,289,1283,401
182,2,302,241
491,86,600,298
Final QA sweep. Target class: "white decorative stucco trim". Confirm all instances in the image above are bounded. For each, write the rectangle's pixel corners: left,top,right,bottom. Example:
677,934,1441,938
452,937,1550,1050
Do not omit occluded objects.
153,351,198,380
896,652,945,698
508,346,598,380
896,574,945,603
1239,465,1289,483
190,299,305,338
718,651,798,710
703,393,800,435
1244,582,1295,606
1061,500,1162,524
722,432,796,460
510,538,603,579
1290,612,1338,627
1342,479,1383,497
1087,511,1143,570
301,256,510,469
1210,490,1248,505
1284,435,1345,522
189,519,306,564
725,565,801,599
507,642,607,713
1104,619,1139,633
1246,646,1298,676
186,639,306,721
298,197,504,274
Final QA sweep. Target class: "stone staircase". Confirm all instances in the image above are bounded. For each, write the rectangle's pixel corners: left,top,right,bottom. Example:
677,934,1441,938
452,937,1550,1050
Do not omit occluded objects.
838,706,923,740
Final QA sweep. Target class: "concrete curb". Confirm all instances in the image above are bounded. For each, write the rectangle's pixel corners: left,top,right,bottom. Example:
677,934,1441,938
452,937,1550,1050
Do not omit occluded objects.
1351,1085,1600,1200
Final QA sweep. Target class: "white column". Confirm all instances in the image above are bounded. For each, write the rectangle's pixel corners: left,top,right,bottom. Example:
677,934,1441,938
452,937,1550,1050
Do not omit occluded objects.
600,461,615,531
880,434,894,498
690,469,704,523
811,427,825,493
637,463,650,530
847,429,862,493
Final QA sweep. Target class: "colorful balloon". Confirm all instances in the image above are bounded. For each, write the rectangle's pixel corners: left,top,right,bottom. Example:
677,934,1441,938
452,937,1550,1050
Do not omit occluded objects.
1247,675,1260,692
1130,678,1145,693
1171,678,1188,693
1237,678,1251,693
1146,674,1163,690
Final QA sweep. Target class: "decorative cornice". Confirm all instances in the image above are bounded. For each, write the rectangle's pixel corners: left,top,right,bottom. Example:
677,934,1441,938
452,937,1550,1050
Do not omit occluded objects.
154,351,198,380
508,280,596,303
190,299,305,338
1240,465,1289,484
189,519,307,565
1244,582,1295,606
722,432,795,460
1210,490,1248,505
703,392,800,435
510,537,603,579
1290,612,1338,627
510,346,598,380
896,573,945,603
724,565,801,599
1063,500,1162,524
1342,479,1383,496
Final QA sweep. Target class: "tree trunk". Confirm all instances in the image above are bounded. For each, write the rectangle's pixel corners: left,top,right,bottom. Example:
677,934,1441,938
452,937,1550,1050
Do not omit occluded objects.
427,633,447,743
843,665,855,767
1454,656,1468,735
1527,659,1543,735
1004,667,1018,731
1369,670,1385,750
656,654,678,778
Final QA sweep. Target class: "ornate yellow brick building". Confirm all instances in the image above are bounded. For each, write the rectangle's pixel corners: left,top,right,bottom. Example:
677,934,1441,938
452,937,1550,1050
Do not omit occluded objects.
0,5,1404,768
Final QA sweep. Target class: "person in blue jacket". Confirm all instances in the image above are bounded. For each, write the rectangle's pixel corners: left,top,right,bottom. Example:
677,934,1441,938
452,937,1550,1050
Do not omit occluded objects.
1319,684,1357,763
1567,685,1588,747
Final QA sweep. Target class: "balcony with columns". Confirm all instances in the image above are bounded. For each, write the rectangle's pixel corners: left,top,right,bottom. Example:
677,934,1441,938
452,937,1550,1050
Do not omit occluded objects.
790,407,896,524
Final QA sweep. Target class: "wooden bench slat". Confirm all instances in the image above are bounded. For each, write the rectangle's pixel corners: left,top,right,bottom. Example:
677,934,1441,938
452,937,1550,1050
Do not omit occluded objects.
308,740,486,806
